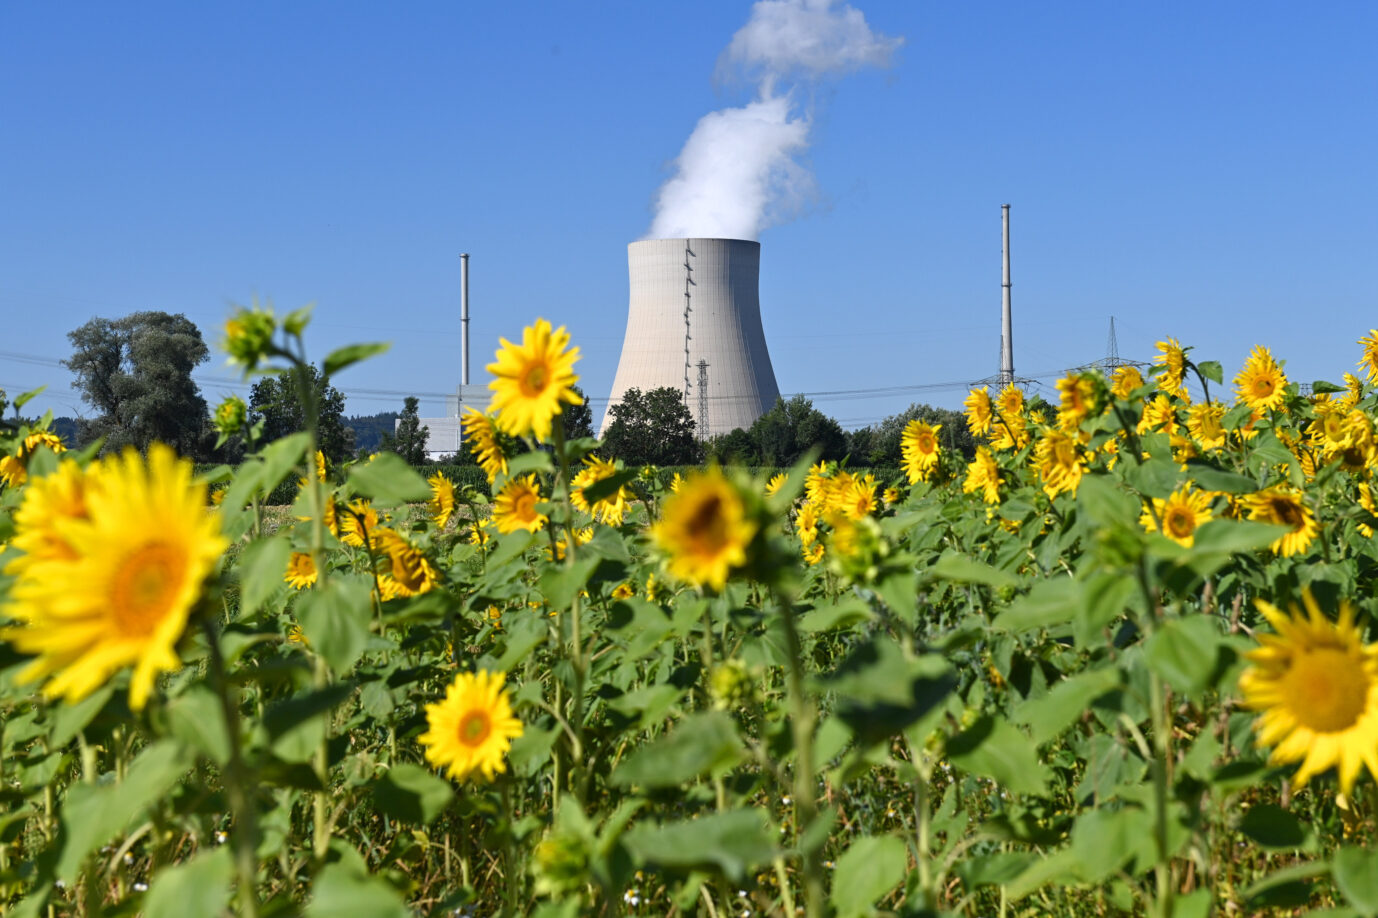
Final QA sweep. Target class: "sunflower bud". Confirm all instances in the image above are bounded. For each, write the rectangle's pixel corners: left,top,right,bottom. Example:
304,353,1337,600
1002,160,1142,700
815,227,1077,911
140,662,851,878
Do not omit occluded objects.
214,395,248,437
222,306,277,371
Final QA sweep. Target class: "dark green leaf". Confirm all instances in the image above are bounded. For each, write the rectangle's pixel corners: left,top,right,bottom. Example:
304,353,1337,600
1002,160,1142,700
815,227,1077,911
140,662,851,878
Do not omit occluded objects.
235,534,292,621
538,556,601,610
1196,360,1224,384
48,684,114,747
1180,463,1259,495
611,712,744,788
1238,804,1309,851
1144,616,1222,699
322,342,391,377
622,809,777,881
1333,846,1378,916
946,716,1049,795
830,835,908,918
297,576,374,674
1013,666,1122,745
166,684,231,765
372,764,454,825
992,578,1080,635
347,452,431,505
305,860,410,918
928,551,1018,589
798,598,873,634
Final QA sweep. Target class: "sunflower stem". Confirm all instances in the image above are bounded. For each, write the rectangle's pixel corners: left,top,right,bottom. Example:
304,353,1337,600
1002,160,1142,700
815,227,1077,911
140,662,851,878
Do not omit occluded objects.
777,591,824,918
202,619,260,918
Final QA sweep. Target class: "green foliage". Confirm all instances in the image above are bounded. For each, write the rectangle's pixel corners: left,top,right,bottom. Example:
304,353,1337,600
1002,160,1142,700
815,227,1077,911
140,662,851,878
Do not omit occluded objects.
64,310,212,457
601,386,701,466
381,396,428,465
249,362,354,463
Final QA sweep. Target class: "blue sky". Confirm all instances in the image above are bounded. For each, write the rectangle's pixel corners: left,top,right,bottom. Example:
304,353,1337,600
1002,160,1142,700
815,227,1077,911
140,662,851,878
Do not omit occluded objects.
3,2,1375,430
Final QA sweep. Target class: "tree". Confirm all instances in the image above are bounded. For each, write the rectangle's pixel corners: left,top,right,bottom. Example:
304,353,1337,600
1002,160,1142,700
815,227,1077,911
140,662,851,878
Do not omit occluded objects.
386,396,430,465
601,386,701,466
707,427,761,466
64,311,211,456
562,385,595,442
748,395,848,467
248,363,355,463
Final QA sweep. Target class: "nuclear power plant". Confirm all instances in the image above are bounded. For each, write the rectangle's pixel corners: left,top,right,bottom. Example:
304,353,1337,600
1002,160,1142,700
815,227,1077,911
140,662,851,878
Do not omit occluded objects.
601,238,780,438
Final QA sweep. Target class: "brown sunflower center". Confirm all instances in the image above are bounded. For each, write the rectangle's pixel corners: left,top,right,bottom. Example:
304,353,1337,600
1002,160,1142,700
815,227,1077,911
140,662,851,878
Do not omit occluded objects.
1269,497,1302,527
521,363,549,396
515,491,538,521
110,541,186,637
458,710,492,747
1253,377,1276,397
1283,647,1370,733
1165,506,1197,539
686,494,728,551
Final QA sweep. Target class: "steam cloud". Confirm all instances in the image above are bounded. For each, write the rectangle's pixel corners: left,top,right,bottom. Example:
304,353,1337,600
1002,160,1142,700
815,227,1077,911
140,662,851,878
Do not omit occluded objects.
647,0,902,241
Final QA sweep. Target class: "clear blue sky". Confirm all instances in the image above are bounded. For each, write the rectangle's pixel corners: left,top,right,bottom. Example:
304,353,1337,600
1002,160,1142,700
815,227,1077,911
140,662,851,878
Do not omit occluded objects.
3,2,1375,430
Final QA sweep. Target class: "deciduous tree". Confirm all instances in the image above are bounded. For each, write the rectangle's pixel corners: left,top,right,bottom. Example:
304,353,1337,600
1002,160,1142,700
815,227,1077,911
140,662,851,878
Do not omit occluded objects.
248,363,354,463
601,386,700,466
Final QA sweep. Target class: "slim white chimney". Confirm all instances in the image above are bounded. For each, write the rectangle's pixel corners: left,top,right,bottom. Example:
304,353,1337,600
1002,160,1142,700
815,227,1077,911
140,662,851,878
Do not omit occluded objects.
999,205,1014,386
460,253,471,386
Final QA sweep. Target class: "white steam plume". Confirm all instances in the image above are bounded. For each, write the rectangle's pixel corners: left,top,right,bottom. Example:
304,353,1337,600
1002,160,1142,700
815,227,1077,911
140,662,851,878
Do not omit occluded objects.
647,0,901,241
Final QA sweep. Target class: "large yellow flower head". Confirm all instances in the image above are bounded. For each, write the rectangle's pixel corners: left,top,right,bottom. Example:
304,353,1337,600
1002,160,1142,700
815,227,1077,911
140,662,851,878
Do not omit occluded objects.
1140,485,1214,547
837,475,878,519
1137,394,1180,436
419,670,525,783
1358,330,1378,384
462,407,509,484
964,387,994,438
1246,487,1318,557
990,385,1029,451
284,552,318,590
962,446,1002,505
900,419,942,484
1186,402,1227,451
1056,373,1098,432
428,472,456,529
1,446,227,710
375,528,440,599
492,474,547,534
339,499,379,548
486,318,582,443
570,456,630,526
1033,428,1086,499
653,467,759,592
1235,345,1288,412
1153,338,1189,399
5,459,90,574
1239,592,1378,795
1110,365,1145,400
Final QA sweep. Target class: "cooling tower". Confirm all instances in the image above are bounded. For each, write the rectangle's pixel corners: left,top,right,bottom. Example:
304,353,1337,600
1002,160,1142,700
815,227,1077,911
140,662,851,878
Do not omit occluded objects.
602,238,780,438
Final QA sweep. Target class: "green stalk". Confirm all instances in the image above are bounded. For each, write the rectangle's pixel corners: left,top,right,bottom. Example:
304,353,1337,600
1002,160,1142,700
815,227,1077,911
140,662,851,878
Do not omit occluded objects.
777,594,824,918
202,620,260,918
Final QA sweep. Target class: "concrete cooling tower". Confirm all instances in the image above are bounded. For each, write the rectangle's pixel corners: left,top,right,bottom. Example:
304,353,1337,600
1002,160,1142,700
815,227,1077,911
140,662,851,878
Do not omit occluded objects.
602,238,780,438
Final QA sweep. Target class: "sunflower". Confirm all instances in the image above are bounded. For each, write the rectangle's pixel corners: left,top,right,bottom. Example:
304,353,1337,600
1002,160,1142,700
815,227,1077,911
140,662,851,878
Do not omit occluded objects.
795,501,819,547
375,528,439,599
486,318,582,442
4,460,89,573
1,445,226,710
428,472,456,529
546,526,593,562
1140,485,1213,547
284,552,318,589
901,420,942,484
1110,365,1145,400
1358,483,1378,539
570,456,630,526
462,407,509,484
803,462,833,507
1246,487,1318,557
1337,411,1378,471
803,542,825,566
611,582,636,601
1339,373,1365,411
882,486,900,506
1056,373,1097,432
339,499,379,548
765,473,788,498
644,574,661,602
1238,592,1378,795
0,429,66,489
1137,394,1180,436
1154,338,1189,399
991,386,1029,451
964,387,994,438
469,517,494,546
1186,402,1227,451
652,467,758,591
1033,428,1085,499
1358,330,1378,384
962,447,1002,505
839,476,877,519
419,670,525,783
492,475,547,534
1235,345,1288,412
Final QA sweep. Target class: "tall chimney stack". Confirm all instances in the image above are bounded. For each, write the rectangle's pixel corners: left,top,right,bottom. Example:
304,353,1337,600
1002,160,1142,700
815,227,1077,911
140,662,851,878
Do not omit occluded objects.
999,205,1014,386
460,253,471,387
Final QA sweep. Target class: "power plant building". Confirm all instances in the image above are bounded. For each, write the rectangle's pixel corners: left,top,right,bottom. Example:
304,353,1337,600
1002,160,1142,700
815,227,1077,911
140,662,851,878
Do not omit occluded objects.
602,238,780,438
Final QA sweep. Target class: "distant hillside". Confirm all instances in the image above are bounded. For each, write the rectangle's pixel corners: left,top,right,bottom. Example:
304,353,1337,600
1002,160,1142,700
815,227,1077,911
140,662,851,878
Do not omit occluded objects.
346,412,400,453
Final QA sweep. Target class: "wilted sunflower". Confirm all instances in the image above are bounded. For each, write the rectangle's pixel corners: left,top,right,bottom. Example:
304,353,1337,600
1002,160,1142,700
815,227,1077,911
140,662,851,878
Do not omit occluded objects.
1186,402,1227,451
962,447,1002,505
653,467,758,591
901,419,942,484
486,318,582,442
1358,330,1378,384
419,670,524,783
1033,428,1085,499
1239,592,1378,795
1246,487,1318,557
1110,365,1145,400
964,387,994,438
1,446,226,710
492,475,547,534
1154,338,1189,399
428,472,456,529
462,407,508,483
1140,485,1213,547
375,528,439,599
571,456,630,526
1235,345,1288,412
284,552,318,589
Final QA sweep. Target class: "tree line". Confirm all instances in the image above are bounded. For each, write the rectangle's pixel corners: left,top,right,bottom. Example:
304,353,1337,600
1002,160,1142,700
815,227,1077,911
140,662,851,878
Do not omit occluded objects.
46,310,977,469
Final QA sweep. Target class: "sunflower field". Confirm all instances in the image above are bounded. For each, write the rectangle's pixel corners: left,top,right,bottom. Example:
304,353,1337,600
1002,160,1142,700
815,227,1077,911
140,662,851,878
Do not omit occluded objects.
4,311,1378,918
